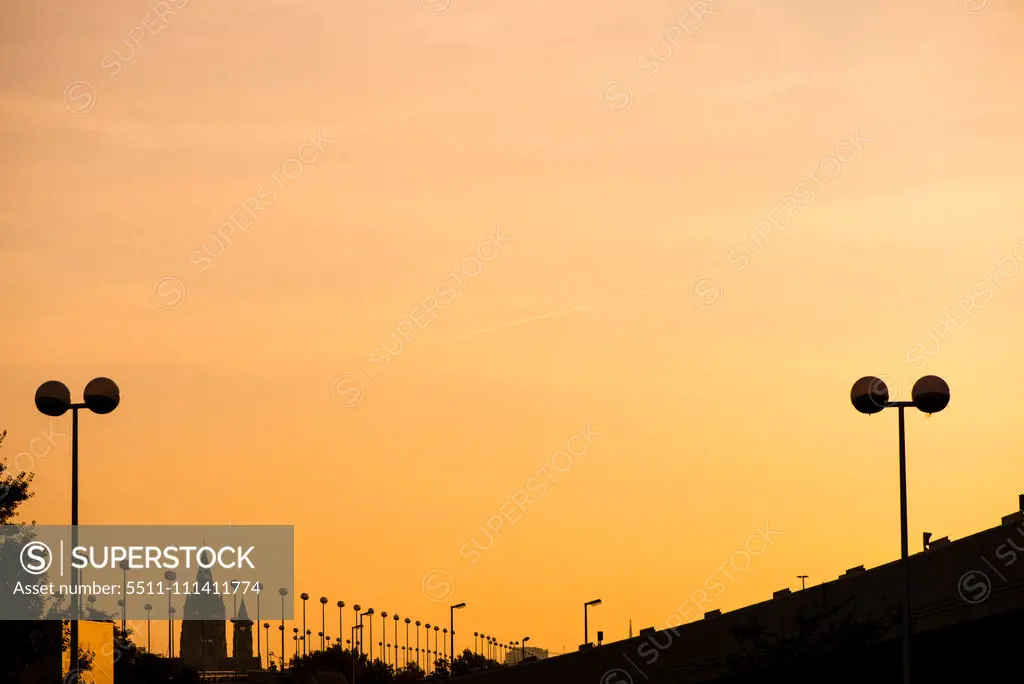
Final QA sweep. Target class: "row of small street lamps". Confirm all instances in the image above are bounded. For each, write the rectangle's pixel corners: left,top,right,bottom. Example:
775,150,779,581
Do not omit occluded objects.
134,586,517,674
264,593,526,674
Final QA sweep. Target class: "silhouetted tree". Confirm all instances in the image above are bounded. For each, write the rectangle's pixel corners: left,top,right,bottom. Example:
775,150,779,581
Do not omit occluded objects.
287,642,397,683
278,637,502,681
111,624,200,683
0,429,94,682
425,656,449,680
395,660,426,681
450,648,502,676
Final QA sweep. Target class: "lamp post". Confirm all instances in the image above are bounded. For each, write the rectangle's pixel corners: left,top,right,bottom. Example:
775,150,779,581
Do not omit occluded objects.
143,603,152,653
379,612,387,663
429,625,436,671
279,588,289,670
393,614,400,666
416,621,422,669
263,623,270,670
254,581,263,666
320,597,328,651
798,575,808,591
351,624,363,684
34,377,119,682
851,374,950,684
352,604,362,654
118,559,129,634
424,623,431,670
584,599,602,646
363,608,375,660
168,606,177,657
404,617,411,667
450,602,466,671
337,601,345,651
300,593,309,656
522,636,529,664
293,628,299,658
442,627,448,662
164,570,177,656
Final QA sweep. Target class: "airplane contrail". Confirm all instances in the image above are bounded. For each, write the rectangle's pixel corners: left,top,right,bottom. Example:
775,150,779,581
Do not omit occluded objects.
439,304,600,343
432,279,692,345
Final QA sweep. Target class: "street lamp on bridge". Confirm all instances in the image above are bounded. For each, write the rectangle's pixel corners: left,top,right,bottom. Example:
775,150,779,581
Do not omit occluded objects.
851,374,950,684
584,599,602,646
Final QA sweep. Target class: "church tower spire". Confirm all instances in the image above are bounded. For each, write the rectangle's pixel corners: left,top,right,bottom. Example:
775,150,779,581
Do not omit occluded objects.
233,598,258,672
180,547,227,670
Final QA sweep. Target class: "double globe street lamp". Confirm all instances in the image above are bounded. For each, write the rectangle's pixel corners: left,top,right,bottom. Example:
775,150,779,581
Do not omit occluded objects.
35,377,120,684
850,374,950,684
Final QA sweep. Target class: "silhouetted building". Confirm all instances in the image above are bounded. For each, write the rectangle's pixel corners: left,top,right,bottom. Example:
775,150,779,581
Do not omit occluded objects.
180,553,227,671
231,599,261,672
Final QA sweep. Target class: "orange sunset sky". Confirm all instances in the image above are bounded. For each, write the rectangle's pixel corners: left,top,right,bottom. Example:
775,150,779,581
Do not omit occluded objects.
3,0,1024,671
